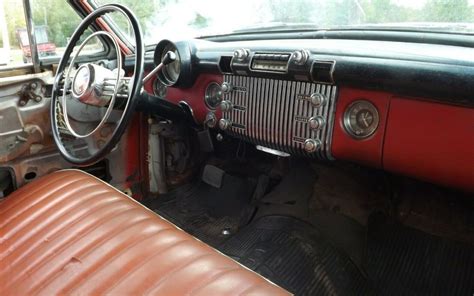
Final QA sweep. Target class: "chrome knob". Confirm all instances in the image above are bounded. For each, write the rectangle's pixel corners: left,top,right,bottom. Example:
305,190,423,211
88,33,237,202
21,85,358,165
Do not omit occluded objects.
220,100,233,112
292,49,309,65
310,93,327,108
304,139,321,153
218,118,232,130
233,48,250,61
221,82,233,94
308,116,325,130
205,112,217,128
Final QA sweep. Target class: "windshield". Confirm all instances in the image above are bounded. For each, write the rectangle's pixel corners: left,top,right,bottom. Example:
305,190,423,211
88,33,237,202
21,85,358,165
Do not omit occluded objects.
94,0,474,44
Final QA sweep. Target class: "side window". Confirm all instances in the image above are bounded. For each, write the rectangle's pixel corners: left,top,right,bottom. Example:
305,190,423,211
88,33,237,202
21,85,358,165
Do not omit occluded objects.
0,0,104,69
0,0,28,67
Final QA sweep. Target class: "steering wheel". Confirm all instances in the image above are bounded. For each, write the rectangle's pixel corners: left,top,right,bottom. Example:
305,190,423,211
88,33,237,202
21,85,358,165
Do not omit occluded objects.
51,4,144,166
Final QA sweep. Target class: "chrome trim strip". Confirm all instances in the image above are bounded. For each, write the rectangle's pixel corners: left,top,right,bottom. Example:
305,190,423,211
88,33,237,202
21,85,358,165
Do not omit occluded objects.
222,75,337,160
256,145,291,157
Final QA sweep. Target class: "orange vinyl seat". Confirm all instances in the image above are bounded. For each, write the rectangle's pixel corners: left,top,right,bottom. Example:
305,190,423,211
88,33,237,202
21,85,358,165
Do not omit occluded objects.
0,170,290,295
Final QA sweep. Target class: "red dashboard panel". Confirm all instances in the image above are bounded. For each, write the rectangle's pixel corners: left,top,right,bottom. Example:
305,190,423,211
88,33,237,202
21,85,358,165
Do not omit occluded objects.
145,75,473,192
145,74,223,123
331,87,391,168
383,97,474,192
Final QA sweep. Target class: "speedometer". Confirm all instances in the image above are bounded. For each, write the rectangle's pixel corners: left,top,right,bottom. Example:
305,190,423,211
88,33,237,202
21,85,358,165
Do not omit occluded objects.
160,43,180,85
154,40,182,86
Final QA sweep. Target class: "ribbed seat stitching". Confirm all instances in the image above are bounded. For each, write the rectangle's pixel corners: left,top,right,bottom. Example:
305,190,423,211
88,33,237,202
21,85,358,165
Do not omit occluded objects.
36,219,170,294
102,239,199,294
1,179,99,231
0,173,89,216
143,253,218,295
2,186,110,249
1,197,129,267
187,267,241,295
5,205,139,289
63,227,176,293
238,281,268,295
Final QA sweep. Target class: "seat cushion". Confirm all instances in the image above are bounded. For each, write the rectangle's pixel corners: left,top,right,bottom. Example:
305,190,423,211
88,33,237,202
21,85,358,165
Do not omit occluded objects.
0,170,290,295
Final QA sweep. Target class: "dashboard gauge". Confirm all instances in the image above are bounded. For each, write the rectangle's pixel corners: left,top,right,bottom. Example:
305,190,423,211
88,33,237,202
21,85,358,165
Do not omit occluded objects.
156,42,181,86
204,82,223,109
154,39,195,88
343,100,379,139
153,78,168,97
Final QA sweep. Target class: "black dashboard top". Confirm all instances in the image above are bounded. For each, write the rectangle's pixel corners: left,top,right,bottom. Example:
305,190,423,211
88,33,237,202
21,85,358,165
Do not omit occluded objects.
135,37,474,107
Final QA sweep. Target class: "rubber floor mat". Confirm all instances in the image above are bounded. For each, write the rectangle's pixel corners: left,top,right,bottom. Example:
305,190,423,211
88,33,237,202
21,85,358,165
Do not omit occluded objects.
368,214,474,296
147,173,256,247
220,215,373,296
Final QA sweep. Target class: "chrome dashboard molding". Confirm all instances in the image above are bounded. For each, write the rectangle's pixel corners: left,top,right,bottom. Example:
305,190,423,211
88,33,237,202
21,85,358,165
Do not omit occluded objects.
221,75,337,160
256,145,291,157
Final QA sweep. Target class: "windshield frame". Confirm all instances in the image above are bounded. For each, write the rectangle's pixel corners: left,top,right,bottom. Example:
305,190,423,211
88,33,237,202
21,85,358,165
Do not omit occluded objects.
87,0,474,48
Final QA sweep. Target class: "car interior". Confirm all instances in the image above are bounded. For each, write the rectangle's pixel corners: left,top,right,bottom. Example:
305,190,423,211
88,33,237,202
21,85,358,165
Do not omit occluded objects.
0,0,473,295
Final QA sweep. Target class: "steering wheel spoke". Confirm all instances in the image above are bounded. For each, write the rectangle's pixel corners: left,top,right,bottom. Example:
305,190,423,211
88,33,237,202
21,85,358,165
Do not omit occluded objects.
55,71,72,96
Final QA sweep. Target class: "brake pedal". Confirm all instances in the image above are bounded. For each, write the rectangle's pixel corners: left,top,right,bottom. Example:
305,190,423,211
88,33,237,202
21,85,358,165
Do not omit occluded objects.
202,164,225,188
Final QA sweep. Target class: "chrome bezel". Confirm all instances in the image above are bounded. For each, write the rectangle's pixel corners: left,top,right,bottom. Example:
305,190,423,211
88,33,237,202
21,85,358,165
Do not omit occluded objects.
204,82,222,110
153,78,168,97
343,100,379,140
158,43,181,86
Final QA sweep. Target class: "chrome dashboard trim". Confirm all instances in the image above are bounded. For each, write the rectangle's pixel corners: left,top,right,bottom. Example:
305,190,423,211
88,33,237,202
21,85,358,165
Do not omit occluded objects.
256,145,291,157
221,75,337,160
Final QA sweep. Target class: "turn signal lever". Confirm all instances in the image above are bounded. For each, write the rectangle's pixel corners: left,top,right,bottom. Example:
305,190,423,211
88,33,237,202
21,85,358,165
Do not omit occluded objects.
143,51,177,83
137,51,191,123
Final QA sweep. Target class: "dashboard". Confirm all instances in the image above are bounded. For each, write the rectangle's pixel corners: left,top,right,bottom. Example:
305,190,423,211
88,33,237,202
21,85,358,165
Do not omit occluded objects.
139,38,474,192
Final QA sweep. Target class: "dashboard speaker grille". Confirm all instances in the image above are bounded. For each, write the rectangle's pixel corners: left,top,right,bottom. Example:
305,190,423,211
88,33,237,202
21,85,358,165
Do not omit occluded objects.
222,75,337,159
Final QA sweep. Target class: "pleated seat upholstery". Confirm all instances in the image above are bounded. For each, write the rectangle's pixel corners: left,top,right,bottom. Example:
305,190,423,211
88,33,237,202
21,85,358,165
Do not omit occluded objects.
0,170,290,295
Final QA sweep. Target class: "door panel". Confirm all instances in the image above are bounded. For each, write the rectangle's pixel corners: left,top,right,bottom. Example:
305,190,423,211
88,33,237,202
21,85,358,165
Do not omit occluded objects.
0,71,73,190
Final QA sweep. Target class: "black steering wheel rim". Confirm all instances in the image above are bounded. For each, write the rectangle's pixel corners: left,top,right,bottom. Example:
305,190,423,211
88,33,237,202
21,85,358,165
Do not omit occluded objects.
51,4,144,166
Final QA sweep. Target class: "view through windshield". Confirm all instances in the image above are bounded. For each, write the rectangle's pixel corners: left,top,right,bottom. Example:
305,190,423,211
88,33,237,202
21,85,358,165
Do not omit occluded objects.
95,0,474,44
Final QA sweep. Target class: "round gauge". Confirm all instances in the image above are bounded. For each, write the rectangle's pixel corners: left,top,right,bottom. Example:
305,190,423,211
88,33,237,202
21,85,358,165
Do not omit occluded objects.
204,82,223,109
159,43,180,85
153,78,168,97
343,100,379,139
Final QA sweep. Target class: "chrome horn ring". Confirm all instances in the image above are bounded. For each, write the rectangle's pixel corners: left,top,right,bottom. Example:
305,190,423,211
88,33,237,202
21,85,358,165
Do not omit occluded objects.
61,30,122,139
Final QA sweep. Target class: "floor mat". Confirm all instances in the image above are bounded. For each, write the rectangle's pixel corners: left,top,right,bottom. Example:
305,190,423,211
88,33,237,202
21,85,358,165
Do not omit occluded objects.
220,215,373,296
367,214,474,296
147,173,256,247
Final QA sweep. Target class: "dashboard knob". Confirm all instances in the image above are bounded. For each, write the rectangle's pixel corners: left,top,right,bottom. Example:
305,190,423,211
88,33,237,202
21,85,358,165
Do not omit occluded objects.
205,112,217,128
221,82,233,94
308,116,325,130
292,49,310,65
303,138,321,153
218,118,232,130
220,100,233,112
233,48,250,61
310,93,327,108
